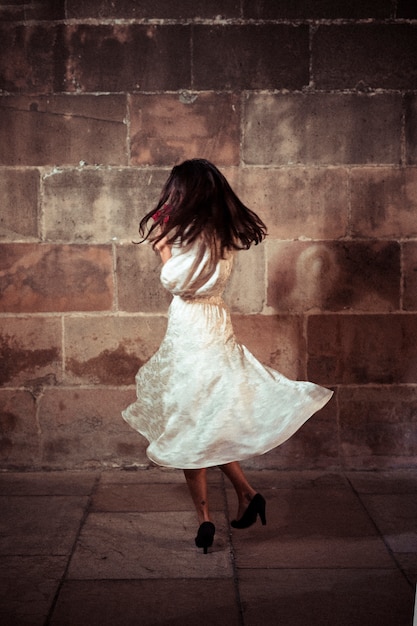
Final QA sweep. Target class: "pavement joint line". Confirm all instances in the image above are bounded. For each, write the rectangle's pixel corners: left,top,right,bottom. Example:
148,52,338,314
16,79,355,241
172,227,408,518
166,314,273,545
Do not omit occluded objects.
44,472,101,626
344,472,415,590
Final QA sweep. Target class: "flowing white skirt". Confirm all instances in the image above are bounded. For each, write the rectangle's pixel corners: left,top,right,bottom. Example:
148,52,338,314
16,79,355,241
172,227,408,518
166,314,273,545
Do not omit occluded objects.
122,295,333,469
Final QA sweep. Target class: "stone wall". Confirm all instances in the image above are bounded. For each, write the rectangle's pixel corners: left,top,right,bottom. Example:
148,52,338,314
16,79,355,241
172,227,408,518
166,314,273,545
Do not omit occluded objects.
1,0,416,470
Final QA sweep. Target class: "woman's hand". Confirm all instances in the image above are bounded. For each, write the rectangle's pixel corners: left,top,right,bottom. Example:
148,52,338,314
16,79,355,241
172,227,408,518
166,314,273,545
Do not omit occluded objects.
155,236,172,264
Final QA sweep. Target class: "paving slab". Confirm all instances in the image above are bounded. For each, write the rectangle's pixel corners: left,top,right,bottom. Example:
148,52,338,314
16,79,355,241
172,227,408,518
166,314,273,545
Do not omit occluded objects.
346,470,417,494
359,494,417,553
50,578,241,626
227,487,379,537
228,487,394,569
0,471,98,495
0,556,67,626
68,511,233,579
238,569,415,626
241,469,350,490
395,553,417,585
91,481,225,513
0,496,88,555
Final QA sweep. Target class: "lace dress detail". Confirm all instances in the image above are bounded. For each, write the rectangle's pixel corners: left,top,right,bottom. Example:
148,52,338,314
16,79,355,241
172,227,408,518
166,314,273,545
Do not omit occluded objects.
122,240,333,469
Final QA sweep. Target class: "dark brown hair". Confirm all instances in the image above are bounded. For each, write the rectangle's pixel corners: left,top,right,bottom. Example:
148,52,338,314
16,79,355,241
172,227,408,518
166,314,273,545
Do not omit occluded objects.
139,159,267,257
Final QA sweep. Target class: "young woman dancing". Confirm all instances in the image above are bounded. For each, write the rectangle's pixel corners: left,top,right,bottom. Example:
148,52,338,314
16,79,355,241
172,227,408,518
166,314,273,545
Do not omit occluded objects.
122,159,333,554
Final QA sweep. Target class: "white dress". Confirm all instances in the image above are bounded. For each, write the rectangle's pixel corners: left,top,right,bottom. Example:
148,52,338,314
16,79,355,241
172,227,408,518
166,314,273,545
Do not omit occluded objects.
122,239,333,469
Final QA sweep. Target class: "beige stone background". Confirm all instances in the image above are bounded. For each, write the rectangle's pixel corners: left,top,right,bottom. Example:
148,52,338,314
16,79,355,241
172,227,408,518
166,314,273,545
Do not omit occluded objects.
0,0,416,471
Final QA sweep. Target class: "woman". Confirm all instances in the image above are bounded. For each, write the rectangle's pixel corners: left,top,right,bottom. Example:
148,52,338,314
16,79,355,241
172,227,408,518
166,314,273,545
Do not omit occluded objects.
122,159,333,553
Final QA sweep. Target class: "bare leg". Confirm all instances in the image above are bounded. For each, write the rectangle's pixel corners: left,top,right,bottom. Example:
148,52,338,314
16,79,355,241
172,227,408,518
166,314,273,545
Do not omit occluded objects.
183,468,211,525
219,461,257,519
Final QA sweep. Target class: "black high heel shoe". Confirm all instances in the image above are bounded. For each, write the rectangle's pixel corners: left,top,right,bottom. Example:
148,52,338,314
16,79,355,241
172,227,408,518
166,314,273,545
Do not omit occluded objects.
231,493,266,529
195,521,215,554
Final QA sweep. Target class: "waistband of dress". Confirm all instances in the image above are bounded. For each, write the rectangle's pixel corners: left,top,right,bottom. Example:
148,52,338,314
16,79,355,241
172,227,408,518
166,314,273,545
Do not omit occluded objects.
178,295,225,306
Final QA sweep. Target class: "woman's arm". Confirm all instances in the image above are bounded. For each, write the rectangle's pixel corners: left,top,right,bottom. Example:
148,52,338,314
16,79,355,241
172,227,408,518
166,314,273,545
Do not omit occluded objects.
154,236,172,264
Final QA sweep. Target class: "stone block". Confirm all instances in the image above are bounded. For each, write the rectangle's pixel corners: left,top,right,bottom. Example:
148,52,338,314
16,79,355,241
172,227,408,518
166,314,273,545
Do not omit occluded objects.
0,317,62,387
193,25,309,90
0,5,25,21
25,0,66,20
350,167,417,239
224,244,265,314
65,24,190,92
0,169,40,240
42,168,168,243
405,96,417,165
267,240,400,313
397,0,417,18
234,167,348,240
0,95,127,166
117,244,172,313
66,0,240,19
403,242,417,311
231,314,305,380
129,93,240,166
307,314,417,385
64,315,167,385
339,386,417,469
39,387,146,469
243,94,402,165
313,25,417,90
243,0,393,19
0,390,39,468
0,243,113,313
0,24,63,93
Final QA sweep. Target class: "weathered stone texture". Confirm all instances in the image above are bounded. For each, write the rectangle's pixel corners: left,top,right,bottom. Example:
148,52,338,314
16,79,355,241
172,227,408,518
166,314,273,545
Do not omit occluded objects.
38,388,146,469
405,96,417,166
397,0,417,18
64,315,167,385
117,244,172,313
193,25,309,90
243,0,394,19
235,168,348,240
403,243,417,311
0,25,64,93
307,315,417,386
231,314,305,380
65,25,191,92
244,94,402,166
42,168,167,243
0,244,113,313
0,96,127,166
130,93,240,166
339,386,417,469
0,7,415,470
0,169,39,240
313,25,417,90
267,241,400,313
0,317,62,387
350,168,417,239
224,245,265,315
0,390,39,467
66,0,240,19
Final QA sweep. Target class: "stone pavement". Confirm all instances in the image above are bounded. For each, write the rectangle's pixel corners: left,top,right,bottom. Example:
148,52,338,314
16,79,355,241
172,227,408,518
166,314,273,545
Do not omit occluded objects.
0,468,416,626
